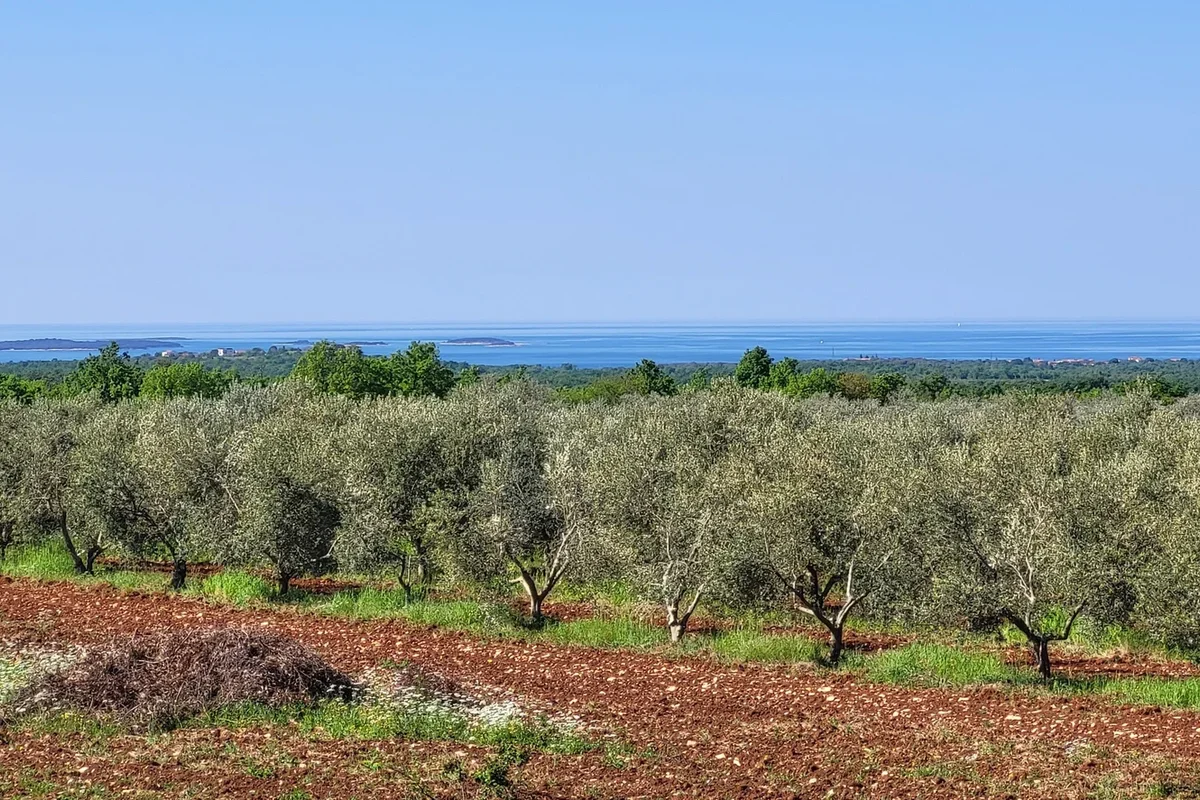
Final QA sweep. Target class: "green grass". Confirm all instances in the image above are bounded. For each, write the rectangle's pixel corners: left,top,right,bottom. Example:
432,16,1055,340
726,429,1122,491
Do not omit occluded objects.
322,586,414,618
14,542,1200,717
193,699,595,755
709,628,830,665
553,579,641,607
542,617,665,649
313,589,528,639
1082,676,1200,710
0,655,29,704
16,710,124,739
864,643,1200,712
0,544,77,580
864,643,1035,687
193,570,274,606
0,544,165,591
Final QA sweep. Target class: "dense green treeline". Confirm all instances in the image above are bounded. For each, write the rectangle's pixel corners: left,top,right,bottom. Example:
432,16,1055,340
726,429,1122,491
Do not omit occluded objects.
2,340,1198,404
3,379,1200,678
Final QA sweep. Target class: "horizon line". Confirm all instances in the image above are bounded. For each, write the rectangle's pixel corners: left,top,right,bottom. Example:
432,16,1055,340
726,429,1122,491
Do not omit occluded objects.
6,318,1200,329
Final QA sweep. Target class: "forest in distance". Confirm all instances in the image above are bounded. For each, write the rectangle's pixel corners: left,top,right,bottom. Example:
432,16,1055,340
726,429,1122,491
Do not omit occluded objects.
4,344,1200,679
2,339,1200,405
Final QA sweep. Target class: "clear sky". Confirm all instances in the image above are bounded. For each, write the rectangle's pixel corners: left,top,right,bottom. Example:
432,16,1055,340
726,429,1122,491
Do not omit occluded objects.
2,2,1197,325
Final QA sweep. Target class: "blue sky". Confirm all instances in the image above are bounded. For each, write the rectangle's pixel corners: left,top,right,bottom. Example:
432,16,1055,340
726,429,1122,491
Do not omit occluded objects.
2,3,1197,324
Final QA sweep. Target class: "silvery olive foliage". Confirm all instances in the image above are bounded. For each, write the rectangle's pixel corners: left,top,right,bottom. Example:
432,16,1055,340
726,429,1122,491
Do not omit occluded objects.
11,379,1200,675
131,396,242,588
1132,405,1200,650
0,401,28,560
460,401,604,620
67,402,143,572
583,388,752,641
724,399,927,663
438,380,595,620
227,389,350,595
15,397,103,574
335,396,459,598
930,394,1157,676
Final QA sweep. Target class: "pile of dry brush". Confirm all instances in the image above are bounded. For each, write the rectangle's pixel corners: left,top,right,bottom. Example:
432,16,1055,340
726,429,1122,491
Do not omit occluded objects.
12,628,355,729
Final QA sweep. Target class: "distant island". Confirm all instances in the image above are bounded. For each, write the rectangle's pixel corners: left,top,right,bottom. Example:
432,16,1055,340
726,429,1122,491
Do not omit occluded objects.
442,337,519,347
0,338,182,352
346,341,388,346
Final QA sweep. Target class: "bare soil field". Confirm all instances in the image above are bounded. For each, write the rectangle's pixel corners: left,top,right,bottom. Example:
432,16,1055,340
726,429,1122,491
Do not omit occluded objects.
3,577,1200,799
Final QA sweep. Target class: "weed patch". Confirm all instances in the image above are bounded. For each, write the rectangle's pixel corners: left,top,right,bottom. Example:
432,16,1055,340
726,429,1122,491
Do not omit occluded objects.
865,644,1034,687
710,629,829,665
0,545,78,580
194,571,274,606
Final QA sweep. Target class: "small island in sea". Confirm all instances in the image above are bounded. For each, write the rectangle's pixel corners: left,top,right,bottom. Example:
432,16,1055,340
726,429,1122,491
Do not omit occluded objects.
442,337,519,347
0,337,182,351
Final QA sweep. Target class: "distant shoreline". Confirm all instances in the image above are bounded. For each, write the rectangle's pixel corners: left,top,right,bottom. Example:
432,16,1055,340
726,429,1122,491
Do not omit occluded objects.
441,337,520,347
0,338,183,352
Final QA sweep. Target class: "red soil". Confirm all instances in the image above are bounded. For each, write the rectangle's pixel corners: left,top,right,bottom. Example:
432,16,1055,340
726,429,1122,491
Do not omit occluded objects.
3,576,1200,798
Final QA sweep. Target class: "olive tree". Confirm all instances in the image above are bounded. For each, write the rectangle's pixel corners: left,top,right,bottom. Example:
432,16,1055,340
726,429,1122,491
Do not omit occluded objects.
17,397,102,573
588,391,742,642
728,400,928,664
336,397,459,599
228,392,347,595
68,402,146,573
0,402,27,560
462,403,600,621
1130,403,1200,648
944,396,1132,678
131,397,241,588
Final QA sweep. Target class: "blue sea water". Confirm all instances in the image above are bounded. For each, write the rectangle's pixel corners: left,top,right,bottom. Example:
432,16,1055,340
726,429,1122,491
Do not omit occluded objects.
3,322,1200,367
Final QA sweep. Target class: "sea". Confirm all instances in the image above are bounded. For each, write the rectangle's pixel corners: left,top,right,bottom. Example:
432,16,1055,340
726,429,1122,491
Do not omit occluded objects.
3,322,1200,368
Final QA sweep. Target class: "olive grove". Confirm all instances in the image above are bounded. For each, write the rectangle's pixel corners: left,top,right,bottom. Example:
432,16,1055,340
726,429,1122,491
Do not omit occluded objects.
3,381,1200,677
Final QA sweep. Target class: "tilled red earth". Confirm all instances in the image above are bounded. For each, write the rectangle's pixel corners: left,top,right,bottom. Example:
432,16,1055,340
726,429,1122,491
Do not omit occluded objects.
3,578,1200,799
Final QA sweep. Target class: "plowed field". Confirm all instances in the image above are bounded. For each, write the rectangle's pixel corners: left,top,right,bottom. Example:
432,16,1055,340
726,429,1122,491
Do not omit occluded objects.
2,577,1199,799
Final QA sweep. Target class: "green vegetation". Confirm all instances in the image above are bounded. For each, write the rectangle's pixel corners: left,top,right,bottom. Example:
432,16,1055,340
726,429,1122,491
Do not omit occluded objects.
864,643,1200,712
6,375,1200,681
140,362,235,399
195,570,275,605
5,339,1200,407
0,543,77,580
191,699,594,754
1093,676,1200,709
707,628,829,664
864,644,1033,687
11,541,1200,719
0,544,162,591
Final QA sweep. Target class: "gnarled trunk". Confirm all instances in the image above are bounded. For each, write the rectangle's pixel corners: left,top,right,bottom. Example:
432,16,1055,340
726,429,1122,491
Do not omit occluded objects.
170,559,188,591
515,570,552,623
828,624,846,666
666,604,689,643
509,551,569,625
1032,638,1052,679
664,586,704,644
0,521,13,561
278,572,292,596
84,546,101,575
58,513,88,574
776,563,866,666
1001,604,1084,681
396,555,414,603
